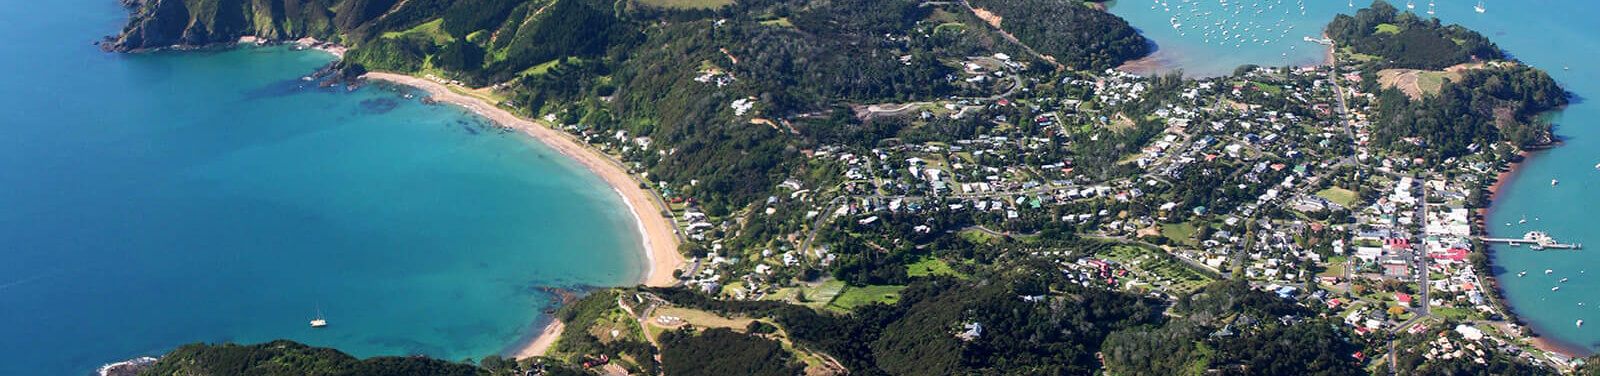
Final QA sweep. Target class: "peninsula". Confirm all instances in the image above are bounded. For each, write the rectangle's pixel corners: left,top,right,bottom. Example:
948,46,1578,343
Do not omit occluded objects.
100,0,1600,375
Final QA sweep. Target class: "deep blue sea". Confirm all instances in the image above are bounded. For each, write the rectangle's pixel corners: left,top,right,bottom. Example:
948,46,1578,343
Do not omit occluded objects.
0,1,644,374
1109,0,1600,355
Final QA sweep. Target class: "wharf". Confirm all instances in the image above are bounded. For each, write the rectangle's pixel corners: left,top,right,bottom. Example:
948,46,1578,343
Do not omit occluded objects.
1480,237,1582,250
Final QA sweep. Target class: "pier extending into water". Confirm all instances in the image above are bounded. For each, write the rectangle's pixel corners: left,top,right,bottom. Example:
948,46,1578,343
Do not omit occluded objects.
1481,238,1583,249
1481,231,1583,250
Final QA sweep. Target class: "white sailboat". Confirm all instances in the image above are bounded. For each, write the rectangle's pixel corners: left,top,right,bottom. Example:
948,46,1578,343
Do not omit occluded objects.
310,306,328,328
1475,0,1486,13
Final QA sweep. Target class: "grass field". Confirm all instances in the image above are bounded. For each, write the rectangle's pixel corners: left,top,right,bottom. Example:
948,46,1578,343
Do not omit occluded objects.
907,256,965,278
933,22,967,35
1315,187,1359,208
768,279,847,308
1374,23,1400,35
828,285,906,312
1251,82,1283,95
1432,306,1475,321
381,18,453,45
655,307,755,329
957,229,1001,244
517,58,575,77
1415,71,1455,96
1318,261,1346,278
1162,222,1198,246
636,0,734,9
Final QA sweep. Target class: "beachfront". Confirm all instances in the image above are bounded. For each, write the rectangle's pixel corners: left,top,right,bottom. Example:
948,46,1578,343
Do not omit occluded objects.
361,72,685,357
362,72,684,290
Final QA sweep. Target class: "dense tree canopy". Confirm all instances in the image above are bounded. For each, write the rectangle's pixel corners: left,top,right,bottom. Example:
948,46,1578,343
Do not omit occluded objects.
1326,1,1502,70
135,340,481,376
967,0,1150,70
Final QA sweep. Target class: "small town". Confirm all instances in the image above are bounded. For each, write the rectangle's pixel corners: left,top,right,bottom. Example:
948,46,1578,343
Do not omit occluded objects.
545,44,1582,373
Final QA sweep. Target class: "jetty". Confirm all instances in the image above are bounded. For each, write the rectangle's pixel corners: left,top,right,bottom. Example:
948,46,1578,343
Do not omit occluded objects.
1481,231,1582,250
1303,36,1334,46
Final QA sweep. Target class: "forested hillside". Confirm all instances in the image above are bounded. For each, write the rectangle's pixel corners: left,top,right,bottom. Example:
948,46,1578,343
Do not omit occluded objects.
132,340,484,376
1329,1,1568,160
1366,64,1568,159
1325,1,1501,70
966,0,1149,70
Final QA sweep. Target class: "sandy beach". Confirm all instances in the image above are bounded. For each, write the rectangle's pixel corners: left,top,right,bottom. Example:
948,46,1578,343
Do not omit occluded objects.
361,72,685,357
511,320,566,359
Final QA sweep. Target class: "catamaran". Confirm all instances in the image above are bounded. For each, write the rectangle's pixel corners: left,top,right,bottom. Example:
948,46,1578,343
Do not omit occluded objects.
310,306,328,328
1407,0,1415,9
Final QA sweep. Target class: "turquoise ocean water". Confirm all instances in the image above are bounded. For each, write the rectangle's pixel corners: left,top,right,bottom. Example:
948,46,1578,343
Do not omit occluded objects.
1108,0,1600,355
0,1,644,374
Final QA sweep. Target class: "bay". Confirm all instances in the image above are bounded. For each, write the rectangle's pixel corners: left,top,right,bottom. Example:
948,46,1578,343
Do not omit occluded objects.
0,1,644,374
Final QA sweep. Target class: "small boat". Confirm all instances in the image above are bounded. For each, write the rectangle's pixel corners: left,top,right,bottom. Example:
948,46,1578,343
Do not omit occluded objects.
310,306,328,328
1554,286,1561,291
1520,216,1528,224
1474,0,1486,13
1581,320,1586,327
1593,162,1599,169
1407,0,1415,9
1561,278,1570,283
1519,271,1528,277
1548,269,1555,274
1552,179,1560,186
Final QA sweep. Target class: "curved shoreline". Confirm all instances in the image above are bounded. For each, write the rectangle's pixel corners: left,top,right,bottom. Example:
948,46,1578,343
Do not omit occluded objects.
358,72,685,358
360,72,683,287
1481,149,1591,359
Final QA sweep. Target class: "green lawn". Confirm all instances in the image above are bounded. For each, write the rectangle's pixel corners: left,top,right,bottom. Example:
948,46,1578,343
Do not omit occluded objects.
933,22,967,35
1433,306,1475,321
1316,187,1359,207
1251,82,1283,95
907,256,965,278
828,285,907,312
1162,222,1199,246
758,17,793,27
958,229,1001,244
1374,23,1400,35
1318,262,1346,278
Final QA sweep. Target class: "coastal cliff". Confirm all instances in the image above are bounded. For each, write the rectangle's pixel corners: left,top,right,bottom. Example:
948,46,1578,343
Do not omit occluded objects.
104,0,341,51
